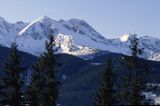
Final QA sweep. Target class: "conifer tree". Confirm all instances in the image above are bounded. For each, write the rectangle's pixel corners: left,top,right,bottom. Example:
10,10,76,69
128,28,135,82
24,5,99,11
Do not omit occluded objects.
1,43,26,106
27,58,44,106
95,59,115,106
120,34,148,105
40,35,59,106
28,35,59,106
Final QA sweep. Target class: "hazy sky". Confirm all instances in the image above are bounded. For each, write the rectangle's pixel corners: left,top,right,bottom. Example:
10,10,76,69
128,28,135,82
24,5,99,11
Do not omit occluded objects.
0,0,160,38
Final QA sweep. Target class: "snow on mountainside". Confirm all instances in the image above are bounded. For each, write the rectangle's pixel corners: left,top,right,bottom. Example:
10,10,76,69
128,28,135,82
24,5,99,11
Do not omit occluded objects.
0,16,160,61
0,17,27,47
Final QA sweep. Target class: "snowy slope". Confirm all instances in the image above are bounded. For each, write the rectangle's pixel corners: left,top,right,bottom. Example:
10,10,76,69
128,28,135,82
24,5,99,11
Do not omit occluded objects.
0,17,27,47
110,34,160,61
0,16,160,61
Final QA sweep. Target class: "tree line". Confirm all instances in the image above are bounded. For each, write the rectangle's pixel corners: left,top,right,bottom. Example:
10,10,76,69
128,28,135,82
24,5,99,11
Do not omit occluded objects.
95,34,150,105
0,35,59,106
0,34,152,106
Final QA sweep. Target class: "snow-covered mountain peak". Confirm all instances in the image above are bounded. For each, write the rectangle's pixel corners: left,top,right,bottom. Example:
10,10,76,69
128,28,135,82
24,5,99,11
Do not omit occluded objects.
17,16,107,45
68,19,88,26
0,17,12,37
140,35,160,41
119,34,130,42
0,17,10,26
35,16,54,24
119,33,136,42
0,17,6,22
18,16,55,39
14,16,104,56
0,16,160,61
139,36,160,52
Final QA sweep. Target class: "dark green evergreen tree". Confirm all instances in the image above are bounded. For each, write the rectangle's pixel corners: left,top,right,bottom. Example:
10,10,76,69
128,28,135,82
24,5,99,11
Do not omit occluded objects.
28,35,59,106
1,42,26,106
40,35,59,106
27,58,44,106
120,34,148,105
95,59,115,106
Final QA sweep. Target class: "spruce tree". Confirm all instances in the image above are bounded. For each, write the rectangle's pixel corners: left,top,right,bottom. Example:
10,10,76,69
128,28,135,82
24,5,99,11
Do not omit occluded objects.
40,35,59,106
95,59,115,106
27,58,44,106
1,43,26,106
120,34,148,105
28,35,59,106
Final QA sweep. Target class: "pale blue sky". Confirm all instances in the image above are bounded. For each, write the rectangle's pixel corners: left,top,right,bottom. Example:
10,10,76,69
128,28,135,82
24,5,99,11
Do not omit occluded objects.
0,0,160,38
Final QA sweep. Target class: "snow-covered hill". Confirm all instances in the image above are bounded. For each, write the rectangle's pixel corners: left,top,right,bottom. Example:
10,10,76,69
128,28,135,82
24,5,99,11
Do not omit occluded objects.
0,16,160,61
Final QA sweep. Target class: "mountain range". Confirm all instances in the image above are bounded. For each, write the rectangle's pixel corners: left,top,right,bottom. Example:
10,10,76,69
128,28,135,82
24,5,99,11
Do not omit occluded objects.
0,16,160,61
0,16,160,105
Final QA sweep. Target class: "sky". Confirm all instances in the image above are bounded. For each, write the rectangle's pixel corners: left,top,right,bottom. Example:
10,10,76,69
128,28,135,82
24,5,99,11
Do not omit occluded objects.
0,0,160,38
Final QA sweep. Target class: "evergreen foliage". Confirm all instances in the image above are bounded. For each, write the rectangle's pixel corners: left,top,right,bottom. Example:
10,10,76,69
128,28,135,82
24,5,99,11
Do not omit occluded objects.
0,43,26,106
95,59,115,106
27,58,44,106
28,35,59,106
120,34,149,105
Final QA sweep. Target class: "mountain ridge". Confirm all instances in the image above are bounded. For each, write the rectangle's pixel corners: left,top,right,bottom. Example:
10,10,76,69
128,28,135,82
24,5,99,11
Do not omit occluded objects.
0,16,160,61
